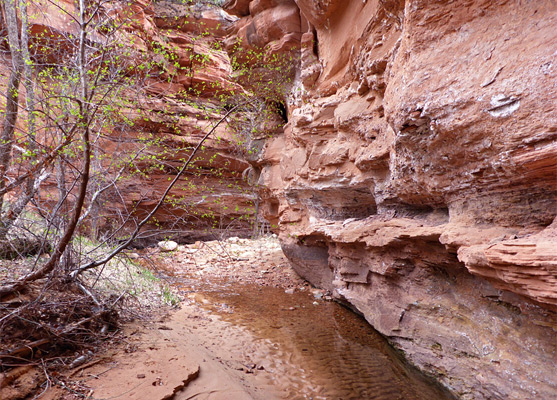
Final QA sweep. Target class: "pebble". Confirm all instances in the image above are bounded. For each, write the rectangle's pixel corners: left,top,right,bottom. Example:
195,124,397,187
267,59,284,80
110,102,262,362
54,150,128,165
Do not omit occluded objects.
284,288,295,294
183,248,197,254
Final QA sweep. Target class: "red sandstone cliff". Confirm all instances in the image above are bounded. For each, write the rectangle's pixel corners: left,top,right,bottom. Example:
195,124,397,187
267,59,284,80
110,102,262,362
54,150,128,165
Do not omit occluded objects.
0,0,256,242
2,0,555,397
225,0,557,398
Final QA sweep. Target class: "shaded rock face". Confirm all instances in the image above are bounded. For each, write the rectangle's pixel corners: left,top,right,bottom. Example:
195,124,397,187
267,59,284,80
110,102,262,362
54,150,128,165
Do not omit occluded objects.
1,0,256,242
234,0,557,398
107,2,256,242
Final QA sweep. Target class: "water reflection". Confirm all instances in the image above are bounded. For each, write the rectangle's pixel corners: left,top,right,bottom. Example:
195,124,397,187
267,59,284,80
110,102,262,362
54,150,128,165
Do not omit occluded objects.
192,283,454,400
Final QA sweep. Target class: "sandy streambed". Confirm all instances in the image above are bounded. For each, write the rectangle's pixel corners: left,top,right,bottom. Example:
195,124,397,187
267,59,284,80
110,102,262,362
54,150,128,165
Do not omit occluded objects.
49,237,454,399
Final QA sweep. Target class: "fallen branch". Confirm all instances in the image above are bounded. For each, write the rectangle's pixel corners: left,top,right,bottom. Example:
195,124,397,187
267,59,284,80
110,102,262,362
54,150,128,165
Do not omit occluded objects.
0,365,35,388
0,339,50,365
0,306,114,367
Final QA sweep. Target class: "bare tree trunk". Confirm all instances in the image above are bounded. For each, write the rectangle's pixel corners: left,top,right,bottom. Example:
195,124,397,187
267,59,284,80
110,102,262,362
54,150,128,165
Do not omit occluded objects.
40,0,92,276
0,0,92,297
54,149,68,229
0,69,21,239
0,0,42,240
11,0,39,209
0,0,23,240
252,197,259,238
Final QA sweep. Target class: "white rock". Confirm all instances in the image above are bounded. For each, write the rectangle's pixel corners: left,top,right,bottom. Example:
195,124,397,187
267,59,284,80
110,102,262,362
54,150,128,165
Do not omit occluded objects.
158,240,178,252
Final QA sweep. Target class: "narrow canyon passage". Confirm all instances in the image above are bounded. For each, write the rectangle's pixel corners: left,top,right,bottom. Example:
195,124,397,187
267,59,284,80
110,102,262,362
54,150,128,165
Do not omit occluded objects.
0,0,555,398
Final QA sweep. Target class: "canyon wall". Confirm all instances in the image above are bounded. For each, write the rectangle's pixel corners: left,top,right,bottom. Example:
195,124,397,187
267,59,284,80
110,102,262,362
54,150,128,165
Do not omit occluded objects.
111,1,253,241
90,0,259,242
0,0,257,242
2,0,555,397
226,0,557,398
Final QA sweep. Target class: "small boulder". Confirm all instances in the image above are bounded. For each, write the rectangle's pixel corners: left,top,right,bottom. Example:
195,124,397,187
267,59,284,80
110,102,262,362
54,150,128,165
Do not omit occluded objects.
158,240,178,252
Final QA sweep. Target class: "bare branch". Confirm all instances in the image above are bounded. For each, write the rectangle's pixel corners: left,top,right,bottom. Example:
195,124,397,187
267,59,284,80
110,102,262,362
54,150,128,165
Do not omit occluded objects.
70,103,242,278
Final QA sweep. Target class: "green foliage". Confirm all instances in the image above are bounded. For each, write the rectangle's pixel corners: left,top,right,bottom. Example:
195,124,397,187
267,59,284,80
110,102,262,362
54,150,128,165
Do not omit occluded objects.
162,285,179,306
0,0,294,290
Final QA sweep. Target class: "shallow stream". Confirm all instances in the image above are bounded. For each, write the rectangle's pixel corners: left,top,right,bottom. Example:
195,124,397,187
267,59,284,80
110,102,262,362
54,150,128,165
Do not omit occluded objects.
164,271,454,400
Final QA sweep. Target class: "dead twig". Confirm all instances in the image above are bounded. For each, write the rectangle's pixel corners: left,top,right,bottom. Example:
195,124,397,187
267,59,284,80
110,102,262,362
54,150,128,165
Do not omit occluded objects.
0,339,50,364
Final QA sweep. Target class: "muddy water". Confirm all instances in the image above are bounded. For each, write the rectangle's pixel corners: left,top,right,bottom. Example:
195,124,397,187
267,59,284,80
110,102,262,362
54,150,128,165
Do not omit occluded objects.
167,275,453,400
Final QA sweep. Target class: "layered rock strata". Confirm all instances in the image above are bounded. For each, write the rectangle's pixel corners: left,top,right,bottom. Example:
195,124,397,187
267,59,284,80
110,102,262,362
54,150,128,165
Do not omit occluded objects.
99,1,257,242
4,0,555,397
230,0,557,398
1,0,256,242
